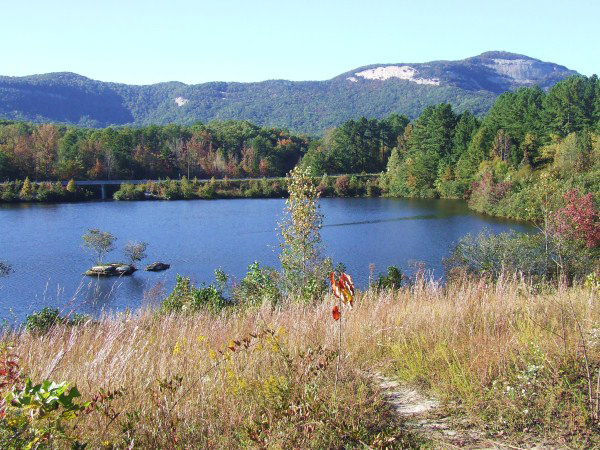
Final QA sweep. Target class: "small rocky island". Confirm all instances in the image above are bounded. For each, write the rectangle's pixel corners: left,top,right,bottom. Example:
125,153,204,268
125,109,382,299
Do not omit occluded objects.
85,263,136,276
82,231,168,276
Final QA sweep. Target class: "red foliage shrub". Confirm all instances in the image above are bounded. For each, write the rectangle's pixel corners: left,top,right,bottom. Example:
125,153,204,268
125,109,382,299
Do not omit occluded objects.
469,172,512,207
552,189,600,248
335,175,349,196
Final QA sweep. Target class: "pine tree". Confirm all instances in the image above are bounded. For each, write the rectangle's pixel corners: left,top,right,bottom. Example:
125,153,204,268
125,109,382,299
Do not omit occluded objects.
66,178,76,193
19,177,33,200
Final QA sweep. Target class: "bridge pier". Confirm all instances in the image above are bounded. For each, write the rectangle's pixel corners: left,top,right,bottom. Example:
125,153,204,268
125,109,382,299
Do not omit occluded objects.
100,184,106,200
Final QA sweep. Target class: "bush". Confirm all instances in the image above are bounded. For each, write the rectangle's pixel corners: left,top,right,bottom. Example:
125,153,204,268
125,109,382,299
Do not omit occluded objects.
3,376,89,449
0,182,19,202
365,180,381,197
334,175,349,196
446,231,550,280
445,230,597,281
235,261,281,305
375,266,403,290
113,183,145,201
198,180,217,199
161,274,228,313
24,307,88,334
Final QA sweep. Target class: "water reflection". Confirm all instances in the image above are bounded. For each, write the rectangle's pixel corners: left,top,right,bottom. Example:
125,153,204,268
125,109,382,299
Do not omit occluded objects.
326,214,441,227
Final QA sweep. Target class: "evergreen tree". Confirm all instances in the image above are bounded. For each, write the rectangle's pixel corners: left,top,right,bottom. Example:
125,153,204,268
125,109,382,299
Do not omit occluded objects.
19,176,33,200
405,104,457,196
66,178,76,193
451,111,479,163
543,76,598,136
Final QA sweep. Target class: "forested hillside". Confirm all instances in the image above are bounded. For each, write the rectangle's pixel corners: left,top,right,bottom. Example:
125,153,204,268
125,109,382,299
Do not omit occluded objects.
302,74,600,220
0,52,576,133
376,75,600,220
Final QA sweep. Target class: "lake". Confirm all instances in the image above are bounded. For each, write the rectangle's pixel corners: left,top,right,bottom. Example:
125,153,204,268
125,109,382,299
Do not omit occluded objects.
0,198,531,321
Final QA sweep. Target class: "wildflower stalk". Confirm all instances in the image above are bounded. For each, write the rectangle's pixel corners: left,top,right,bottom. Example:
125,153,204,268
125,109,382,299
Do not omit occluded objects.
329,272,354,407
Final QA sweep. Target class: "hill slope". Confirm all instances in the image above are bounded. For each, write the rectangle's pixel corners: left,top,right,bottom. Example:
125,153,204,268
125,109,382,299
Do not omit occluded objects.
0,52,579,133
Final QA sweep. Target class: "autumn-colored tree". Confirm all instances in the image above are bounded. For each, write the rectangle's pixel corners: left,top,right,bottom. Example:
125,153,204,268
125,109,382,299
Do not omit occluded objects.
32,124,59,179
13,134,35,178
258,158,271,176
552,189,600,249
66,178,76,193
88,158,104,179
19,177,33,200
278,166,328,299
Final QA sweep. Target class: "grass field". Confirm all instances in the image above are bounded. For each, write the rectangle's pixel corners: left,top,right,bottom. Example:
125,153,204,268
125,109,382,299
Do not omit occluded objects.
2,275,599,448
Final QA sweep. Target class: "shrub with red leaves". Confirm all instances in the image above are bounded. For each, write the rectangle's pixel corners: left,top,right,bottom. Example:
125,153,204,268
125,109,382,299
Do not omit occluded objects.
0,351,22,418
552,189,600,249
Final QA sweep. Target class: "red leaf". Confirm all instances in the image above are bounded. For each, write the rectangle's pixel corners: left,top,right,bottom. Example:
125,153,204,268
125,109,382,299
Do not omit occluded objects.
332,305,341,321
330,272,340,298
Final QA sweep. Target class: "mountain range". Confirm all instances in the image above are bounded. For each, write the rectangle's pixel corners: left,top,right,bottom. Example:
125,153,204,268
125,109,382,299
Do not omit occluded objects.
0,51,579,134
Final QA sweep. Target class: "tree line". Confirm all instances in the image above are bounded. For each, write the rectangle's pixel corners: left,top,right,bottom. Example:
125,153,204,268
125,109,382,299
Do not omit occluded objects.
0,120,308,181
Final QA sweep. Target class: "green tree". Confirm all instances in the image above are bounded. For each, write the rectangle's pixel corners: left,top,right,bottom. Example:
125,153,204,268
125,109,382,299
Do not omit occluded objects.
278,166,328,299
405,104,457,196
66,178,76,193
19,176,33,200
451,111,479,163
123,241,148,267
82,229,116,264
485,87,545,145
455,126,495,183
543,75,598,137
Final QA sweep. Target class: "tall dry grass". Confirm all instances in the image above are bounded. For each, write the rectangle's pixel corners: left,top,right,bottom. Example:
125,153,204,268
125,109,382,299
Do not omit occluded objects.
5,275,600,447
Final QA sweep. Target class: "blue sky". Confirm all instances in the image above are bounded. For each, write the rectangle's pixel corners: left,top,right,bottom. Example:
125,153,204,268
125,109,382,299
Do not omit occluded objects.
2,0,598,85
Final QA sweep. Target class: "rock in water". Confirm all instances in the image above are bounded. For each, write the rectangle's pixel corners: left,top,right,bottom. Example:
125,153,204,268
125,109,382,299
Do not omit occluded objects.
85,263,136,276
115,265,136,275
145,262,170,272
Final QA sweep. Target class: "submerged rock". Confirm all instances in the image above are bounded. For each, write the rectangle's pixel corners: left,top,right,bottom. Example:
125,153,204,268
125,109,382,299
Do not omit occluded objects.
85,263,136,276
145,262,170,272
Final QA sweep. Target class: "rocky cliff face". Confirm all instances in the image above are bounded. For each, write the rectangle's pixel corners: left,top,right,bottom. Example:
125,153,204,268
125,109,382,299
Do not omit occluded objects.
339,51,578,94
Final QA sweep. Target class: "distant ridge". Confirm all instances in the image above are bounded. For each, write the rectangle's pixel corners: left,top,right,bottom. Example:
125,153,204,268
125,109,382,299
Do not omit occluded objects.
0,52,579,133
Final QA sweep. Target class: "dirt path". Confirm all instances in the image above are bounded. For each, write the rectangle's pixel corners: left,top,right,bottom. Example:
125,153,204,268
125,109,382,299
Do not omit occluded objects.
375,374,563,449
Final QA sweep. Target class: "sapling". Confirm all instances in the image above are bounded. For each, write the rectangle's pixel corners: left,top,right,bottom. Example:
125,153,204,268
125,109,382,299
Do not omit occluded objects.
82,229,116,264
124,241,148,267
